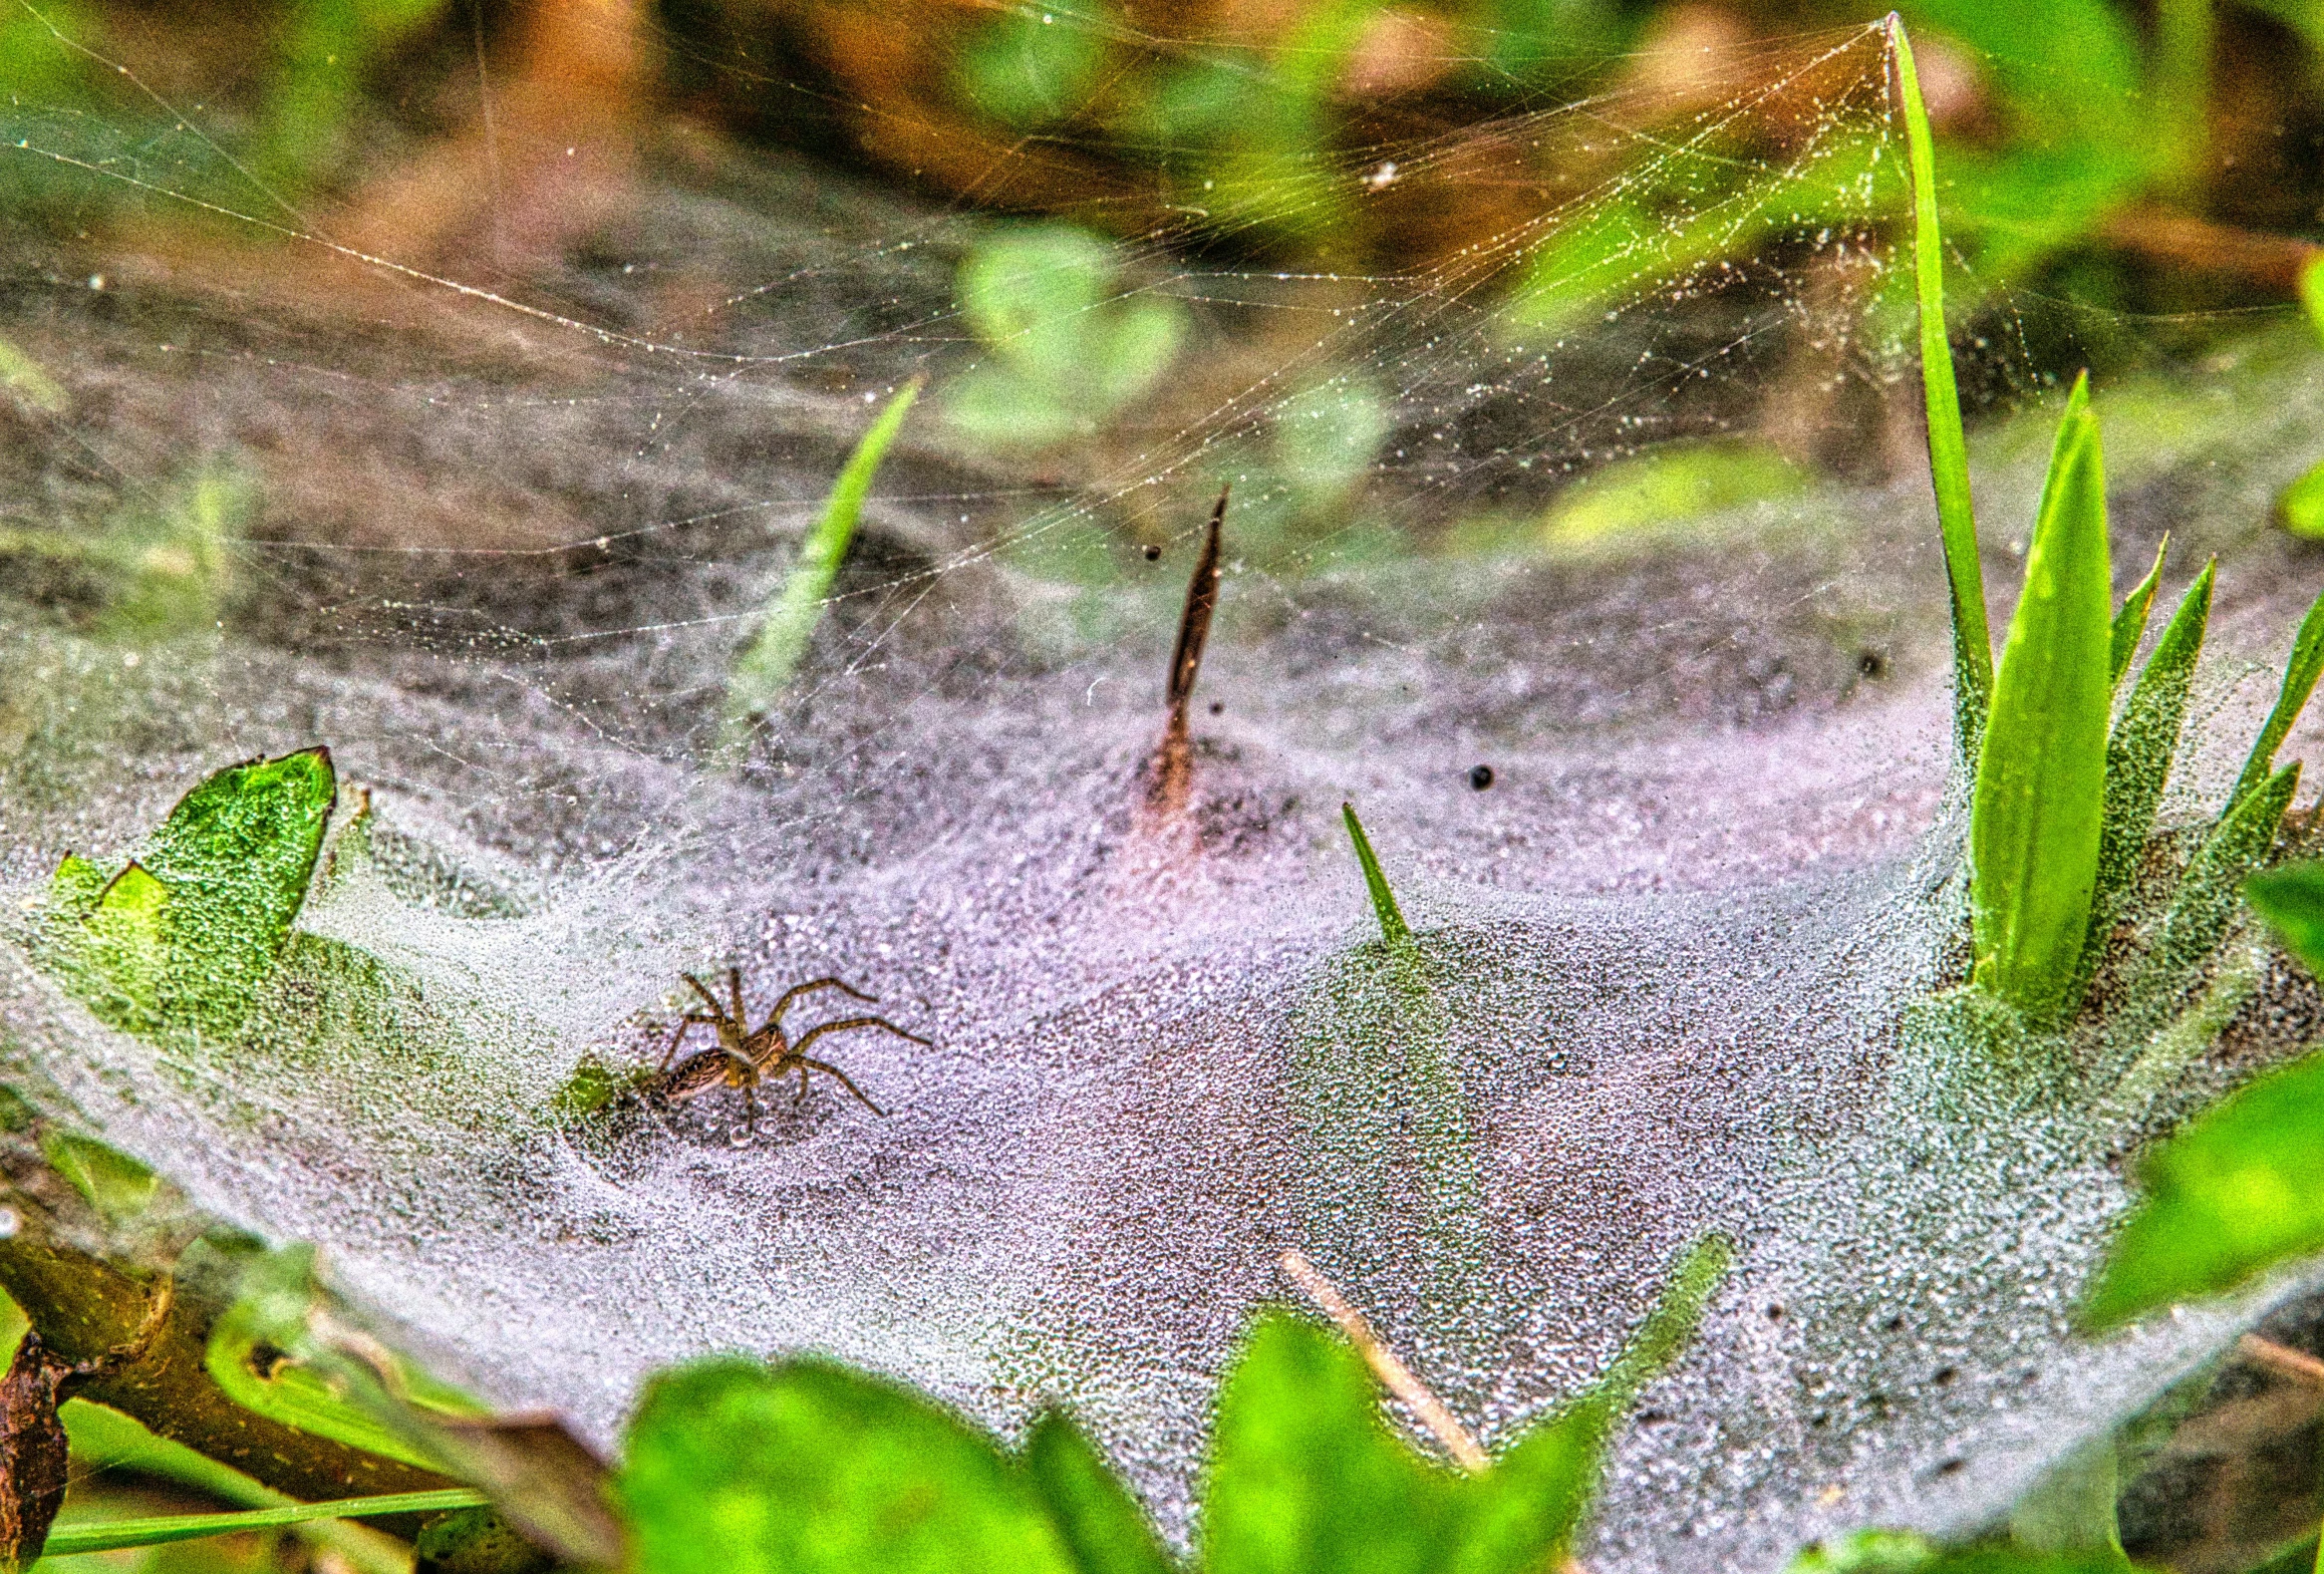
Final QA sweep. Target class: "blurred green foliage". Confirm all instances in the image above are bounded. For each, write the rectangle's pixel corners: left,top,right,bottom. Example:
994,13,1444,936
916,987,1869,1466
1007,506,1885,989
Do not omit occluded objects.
947,222,1189,450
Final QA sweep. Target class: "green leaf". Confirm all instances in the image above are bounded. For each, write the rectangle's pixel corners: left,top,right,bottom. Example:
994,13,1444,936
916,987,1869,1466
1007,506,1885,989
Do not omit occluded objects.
2074,559,2214,1006
40,1488,486,1556
1889,17,1991,768
1022,1412,1179,1574
1970,375,2114,1025
38,749,337,1040
38,1128,156,1223
1340,802,1412,949
617,1358,1079,1574
721,380,922,748
2106,537,2167,690
2121,761,2300,1027
2082,1045,2324,1327
2280,460,2324,540
2225,583,2324,814
1202,1315,1466,1574
2247,859,2324,976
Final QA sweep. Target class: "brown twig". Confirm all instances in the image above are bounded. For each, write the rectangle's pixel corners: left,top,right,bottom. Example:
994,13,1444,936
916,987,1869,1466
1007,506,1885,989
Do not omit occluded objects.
2099,207,2322,296
1148,485,1228,814
1279,1248,1489,1473
2238,1332,2324,1387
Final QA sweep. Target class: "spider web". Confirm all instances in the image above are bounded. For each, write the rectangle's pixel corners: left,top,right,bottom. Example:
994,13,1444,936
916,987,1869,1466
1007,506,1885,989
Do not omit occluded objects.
1,5,2322,1568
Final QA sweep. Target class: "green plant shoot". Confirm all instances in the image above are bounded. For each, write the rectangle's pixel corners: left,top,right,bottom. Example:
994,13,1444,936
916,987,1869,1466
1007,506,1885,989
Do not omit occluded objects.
1970,375,2113,1026
1341,802,1412,948
2107,536,2167,690
2093,562,2212,914
721,379,923,752
2224,582,2324,813
1888,14,1991,767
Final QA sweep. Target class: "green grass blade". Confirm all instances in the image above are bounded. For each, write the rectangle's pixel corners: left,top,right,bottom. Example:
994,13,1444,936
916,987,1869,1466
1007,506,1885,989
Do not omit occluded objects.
2108,535,2168,690
2119,761,2301,1043
1970,374,2113,1025
2096,562,2213,902
1888,15,1991,768
720,379,923,750
1341,802,1411,948
2070,560,2213,1014
2225,582,2324,814
41,1488,487,1555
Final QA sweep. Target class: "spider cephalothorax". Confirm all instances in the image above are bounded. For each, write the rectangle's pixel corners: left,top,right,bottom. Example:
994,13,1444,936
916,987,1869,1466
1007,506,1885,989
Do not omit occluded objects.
649,968,927,1129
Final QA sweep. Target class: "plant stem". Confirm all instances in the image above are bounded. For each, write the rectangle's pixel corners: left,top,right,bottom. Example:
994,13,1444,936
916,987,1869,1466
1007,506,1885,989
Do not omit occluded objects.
1341,802,1412,949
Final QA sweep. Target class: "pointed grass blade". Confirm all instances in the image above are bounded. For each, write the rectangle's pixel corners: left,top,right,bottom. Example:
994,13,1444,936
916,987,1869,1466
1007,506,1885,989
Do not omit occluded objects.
2070,561,2213,1014
1341,803,1412,949
40,1489,487,1556
1888,15,1991,768
2135,761,2301,1010
1970,375,2113,1025
2225,582,2324,815
721,379,923,750
2097,562,2213,906
2108,535,2168,690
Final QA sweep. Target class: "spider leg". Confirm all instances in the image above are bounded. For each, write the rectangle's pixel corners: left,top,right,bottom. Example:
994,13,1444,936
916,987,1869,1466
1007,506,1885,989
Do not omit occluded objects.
682,973,727,1018
743,1081,760,1136
658,1013,717,1073
728,966,747,1024
763,977,878,1034
788,1016,933,1057
796,1057,887,1116
792,1062,809,1104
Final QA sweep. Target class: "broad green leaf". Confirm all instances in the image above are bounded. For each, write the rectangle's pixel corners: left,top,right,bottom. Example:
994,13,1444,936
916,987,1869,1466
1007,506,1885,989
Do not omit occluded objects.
2106,537,2167,690
618,1358,1079,1574
1022,1412,1179,1574
2225,583,2324,814
71,861,171,1033
38,749,338,1040
1889,18,1991,768
2121,762,2300,1027
2247,859,2324,976
2081,1046,2324,1327
1202,1315,1465,1574
40,1488,485,1556
721,380,922,748
1093,297,1191,411
1970,376,2113,1025
39,1128,156,1222
1341,802,1412,949
2073,560,2213,1008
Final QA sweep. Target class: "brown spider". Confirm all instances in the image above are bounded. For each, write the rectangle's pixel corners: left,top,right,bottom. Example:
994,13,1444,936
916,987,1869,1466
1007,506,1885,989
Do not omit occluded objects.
649,968,927,1129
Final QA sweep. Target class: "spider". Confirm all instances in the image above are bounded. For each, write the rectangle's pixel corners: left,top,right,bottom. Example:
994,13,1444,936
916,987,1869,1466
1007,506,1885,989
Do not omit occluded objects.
649,968,928,1130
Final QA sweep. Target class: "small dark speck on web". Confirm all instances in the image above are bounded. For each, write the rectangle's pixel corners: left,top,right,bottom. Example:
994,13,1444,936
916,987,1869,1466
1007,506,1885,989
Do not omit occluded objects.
1765,1303,1784,1322
1143,544,1162,561
1931,1366,1957,1386
1858,649,1888,678
1209,700,1223,715
1469,764,1494,789
1882,1315,1906,1333
1934,1457,1965,1477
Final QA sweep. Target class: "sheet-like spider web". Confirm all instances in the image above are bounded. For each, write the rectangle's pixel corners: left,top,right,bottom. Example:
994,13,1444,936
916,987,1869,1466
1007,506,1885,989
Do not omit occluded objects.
1,7,2323,1567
